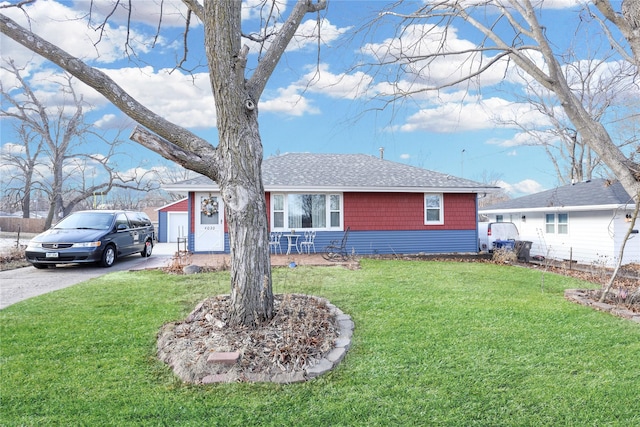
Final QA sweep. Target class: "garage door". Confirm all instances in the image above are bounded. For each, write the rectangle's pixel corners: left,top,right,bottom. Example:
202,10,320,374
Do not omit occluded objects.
167,212,188,243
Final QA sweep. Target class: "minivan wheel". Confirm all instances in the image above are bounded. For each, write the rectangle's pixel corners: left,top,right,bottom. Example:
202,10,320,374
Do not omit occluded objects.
101,245,116,267
141,240,153,257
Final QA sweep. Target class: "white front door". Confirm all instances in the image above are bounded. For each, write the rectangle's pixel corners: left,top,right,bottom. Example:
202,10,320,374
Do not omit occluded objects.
195,193,224,252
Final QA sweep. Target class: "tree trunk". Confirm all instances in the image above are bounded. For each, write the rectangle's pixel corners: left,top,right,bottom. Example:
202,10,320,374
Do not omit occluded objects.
222,138,274,327
204,0,273,327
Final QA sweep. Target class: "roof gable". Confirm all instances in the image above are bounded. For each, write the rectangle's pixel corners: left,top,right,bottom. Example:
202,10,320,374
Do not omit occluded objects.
164,153,495,192
482,179,632,211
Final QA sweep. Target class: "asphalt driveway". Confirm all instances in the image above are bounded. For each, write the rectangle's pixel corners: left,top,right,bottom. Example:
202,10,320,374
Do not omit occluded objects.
0,244,173,310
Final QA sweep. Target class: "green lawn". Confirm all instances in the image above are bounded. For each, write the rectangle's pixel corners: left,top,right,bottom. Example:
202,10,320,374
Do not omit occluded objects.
1,260,639,426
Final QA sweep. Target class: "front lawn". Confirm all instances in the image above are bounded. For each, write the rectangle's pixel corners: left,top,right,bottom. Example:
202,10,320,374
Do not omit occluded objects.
1,260,638,426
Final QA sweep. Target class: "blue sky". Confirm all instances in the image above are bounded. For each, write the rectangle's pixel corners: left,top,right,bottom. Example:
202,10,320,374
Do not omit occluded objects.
1,0,635,198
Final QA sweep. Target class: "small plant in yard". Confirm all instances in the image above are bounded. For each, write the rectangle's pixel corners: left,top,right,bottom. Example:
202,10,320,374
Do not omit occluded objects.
491,247,517,264
0,246,29,271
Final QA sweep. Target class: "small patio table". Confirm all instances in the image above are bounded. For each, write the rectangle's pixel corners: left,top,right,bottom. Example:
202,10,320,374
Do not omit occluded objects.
283,234,301,255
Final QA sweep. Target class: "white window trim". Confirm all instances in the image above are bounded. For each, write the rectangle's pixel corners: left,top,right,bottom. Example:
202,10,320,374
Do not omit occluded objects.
270,193,344,231
557,213,569,235
545,213,569,234
424,193,444,225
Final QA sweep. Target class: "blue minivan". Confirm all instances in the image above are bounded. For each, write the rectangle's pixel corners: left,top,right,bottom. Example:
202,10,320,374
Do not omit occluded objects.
25,210,155,269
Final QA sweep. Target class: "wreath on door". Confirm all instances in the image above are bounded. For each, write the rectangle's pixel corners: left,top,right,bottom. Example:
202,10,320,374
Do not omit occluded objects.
201,196,219,217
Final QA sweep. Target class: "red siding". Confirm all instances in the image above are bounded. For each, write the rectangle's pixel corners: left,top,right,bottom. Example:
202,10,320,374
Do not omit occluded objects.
187,191,476,234
344,192,476,231
160,198,188,212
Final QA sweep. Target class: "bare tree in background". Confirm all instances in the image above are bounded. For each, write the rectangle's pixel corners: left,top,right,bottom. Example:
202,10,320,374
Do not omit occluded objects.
1,61,159,229
359,0,639,200
1,0,327,327
476,170,510,209
0,122,44,218
499,53,638,185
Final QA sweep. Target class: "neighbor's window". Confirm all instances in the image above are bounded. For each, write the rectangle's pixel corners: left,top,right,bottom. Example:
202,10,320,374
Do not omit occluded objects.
558,213,568,234
425,193,444,224
496,215,504,222
545,213,569,234
545,214,555,233
271,193,342,230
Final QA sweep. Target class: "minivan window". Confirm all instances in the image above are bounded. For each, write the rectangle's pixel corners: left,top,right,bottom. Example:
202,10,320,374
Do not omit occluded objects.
128,212,151,228
115,213,129,230
53,212,114,230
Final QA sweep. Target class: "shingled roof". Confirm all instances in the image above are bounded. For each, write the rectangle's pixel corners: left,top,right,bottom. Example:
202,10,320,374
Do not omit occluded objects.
481,179,633,211
166,153,496,193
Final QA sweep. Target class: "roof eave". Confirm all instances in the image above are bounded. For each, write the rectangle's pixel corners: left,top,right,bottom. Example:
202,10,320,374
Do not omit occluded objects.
163,184,497,193
479,203,630,214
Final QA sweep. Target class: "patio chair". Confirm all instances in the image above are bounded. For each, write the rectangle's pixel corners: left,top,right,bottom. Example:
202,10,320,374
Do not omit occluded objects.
269,232,282,254
322,227,350,261
300,230,316,254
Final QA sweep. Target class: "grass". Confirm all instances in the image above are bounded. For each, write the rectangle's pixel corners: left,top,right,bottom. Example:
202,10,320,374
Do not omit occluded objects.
1,259,639,426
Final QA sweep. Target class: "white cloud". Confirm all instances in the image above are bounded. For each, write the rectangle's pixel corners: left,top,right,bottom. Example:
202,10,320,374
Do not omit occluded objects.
94,114,118,129
242,0,289,22
290,18,350,52
102,66,216,128
400,153,410,159
85,0,192,28
1,143,25,156
302,64,374,99
361,23,510,91
243,16,349,55
259,86,320,116
259,64,372,115
498,179,545,196
2,0,158,65
392,97,550,133
488,130,561,148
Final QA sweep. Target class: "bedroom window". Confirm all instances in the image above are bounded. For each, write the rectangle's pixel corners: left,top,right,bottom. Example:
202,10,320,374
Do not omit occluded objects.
271,194,342,230
425,193,444,225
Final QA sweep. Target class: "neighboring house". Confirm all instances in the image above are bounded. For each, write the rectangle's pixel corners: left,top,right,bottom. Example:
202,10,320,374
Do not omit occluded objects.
156,198,189,243
479,179,640,267
160,153,497,255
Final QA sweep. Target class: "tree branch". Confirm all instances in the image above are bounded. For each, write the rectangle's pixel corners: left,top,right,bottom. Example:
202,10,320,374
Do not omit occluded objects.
0,12,217,167
130,126,220,181
248,0,327,100
181,0,204,22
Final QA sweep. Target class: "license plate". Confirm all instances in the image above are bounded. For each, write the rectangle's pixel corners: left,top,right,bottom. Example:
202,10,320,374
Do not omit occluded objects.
46,252,59,258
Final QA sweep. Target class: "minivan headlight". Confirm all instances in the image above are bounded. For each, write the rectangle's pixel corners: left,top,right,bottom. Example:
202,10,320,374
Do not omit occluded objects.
26,241,42,250
73,241,102,248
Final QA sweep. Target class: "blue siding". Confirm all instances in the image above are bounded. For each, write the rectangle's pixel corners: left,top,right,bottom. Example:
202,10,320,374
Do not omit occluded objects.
192,229,477,255
157,211,168,243
316,230,478,255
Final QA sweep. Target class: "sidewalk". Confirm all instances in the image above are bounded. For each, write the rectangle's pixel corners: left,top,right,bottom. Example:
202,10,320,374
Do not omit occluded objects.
148,243,351,270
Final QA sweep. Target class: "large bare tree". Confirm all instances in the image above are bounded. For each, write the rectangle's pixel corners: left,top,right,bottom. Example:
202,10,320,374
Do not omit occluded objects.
1,0,326,327
1,60,159,229
361,0,639,200
0,122,43,218
500,56,638,185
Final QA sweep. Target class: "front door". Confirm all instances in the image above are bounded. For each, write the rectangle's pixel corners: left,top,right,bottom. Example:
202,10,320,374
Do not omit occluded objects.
195,193,224,252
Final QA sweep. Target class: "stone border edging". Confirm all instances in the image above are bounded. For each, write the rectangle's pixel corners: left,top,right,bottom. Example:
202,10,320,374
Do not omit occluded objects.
193,294,353,384
565,289,640,324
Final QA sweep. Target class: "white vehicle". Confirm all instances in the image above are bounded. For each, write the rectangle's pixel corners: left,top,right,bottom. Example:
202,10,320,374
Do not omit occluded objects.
478,222,519,252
